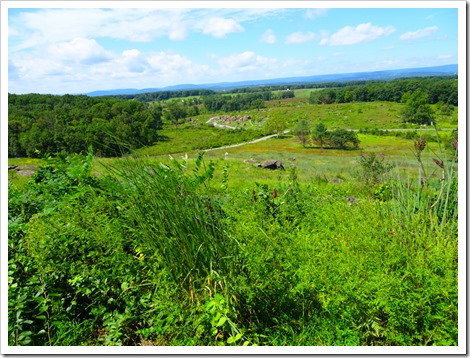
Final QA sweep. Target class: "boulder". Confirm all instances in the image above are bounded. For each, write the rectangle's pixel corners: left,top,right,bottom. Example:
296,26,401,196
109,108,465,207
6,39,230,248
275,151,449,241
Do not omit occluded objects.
257,160,285,170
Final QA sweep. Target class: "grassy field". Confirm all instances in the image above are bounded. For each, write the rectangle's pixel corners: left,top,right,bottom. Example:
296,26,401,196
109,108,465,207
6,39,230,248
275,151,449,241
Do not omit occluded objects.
8,98,459,347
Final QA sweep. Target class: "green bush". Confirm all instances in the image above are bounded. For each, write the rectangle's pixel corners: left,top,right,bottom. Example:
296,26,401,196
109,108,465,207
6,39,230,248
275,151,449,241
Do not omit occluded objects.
8,148,458,346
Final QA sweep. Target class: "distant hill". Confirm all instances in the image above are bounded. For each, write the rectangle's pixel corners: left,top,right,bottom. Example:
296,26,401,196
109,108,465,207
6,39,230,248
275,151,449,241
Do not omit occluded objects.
86,64,458,97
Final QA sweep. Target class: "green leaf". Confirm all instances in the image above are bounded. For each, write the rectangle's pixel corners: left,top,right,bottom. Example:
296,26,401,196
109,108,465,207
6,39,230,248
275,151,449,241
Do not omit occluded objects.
121,282,129,291
18,331,32,338
216,316,227,327
227,332,242,344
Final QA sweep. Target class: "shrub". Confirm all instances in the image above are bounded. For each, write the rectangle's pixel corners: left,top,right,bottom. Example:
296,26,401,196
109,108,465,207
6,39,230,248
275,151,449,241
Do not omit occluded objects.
357,153,395,185
326,129,360,149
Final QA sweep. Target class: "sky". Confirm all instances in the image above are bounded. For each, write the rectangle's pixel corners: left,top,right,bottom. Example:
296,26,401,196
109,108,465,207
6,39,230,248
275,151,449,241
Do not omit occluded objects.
5,2,460,95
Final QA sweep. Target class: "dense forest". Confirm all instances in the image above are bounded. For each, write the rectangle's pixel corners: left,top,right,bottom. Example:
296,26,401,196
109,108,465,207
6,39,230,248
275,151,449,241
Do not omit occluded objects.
308,76,458,106
109,89,216,102
202,90,294,112
8,94,163,157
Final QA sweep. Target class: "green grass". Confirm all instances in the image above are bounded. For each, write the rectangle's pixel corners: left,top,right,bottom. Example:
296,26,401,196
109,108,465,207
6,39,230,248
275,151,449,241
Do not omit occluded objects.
7,129,451,193
8,138,458,346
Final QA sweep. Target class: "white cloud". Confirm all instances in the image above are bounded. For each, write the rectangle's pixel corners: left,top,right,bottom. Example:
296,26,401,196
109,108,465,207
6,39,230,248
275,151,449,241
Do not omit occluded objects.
285,32,316,44
147,52,193,74
118,49,148,73
10,9,113,51
218,51,277,73
305,9,328,20
9,8,265,52
400,26,438,41
320,22,395,46
261,29,276,44
49,37,113,65
200,17,245,38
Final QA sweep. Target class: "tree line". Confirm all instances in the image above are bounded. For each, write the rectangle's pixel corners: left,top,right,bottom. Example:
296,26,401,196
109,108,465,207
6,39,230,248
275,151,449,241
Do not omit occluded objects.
309,76,458,106
202,90,294,113
8,94,163,157
109,89,216,102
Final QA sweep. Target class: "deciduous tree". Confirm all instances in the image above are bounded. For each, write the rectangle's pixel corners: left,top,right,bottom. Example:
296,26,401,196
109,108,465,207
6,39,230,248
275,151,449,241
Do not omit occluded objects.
294,119,310,147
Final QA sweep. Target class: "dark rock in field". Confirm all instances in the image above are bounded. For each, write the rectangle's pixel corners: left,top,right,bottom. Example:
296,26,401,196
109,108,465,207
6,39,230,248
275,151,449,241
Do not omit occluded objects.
346,195,359,205
8,165,18,170
257,160,285,170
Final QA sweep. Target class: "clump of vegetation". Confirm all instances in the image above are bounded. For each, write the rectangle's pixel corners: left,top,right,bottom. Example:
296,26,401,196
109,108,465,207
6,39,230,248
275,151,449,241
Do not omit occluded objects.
8,141,458,346
401,90,435,125
357,152,395,185
310,123,360,149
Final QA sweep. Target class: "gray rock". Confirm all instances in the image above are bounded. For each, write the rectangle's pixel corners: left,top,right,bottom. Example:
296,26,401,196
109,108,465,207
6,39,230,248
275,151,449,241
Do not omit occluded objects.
257,160,285,170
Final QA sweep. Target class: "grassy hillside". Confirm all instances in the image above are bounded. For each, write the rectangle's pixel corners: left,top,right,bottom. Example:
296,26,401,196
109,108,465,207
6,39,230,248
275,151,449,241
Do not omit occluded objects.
8,98,459,347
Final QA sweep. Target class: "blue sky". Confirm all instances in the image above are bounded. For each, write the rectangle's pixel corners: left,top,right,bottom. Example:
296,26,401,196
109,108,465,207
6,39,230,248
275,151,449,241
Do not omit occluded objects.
6,3,459,94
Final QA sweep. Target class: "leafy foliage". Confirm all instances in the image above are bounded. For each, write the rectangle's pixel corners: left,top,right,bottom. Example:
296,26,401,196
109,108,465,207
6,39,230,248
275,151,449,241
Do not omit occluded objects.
8,148,458,346
8,94,163,157
294,119,310,147
309,76,457,106
311,123,360,149
357,152,395,185
401,90,435,125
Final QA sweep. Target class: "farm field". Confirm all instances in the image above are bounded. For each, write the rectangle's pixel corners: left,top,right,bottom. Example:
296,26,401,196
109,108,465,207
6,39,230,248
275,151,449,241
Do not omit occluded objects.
8,94,459,348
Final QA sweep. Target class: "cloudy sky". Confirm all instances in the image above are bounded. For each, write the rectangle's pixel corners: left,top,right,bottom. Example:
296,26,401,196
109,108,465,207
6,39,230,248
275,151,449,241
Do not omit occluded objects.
6,3,459,94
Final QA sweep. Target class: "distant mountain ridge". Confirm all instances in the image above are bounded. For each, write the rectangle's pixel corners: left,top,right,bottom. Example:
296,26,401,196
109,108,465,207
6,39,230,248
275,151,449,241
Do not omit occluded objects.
86,64,457,97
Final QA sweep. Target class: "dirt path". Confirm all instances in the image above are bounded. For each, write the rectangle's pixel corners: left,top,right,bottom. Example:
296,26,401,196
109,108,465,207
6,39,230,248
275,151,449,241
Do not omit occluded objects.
204,130,290,152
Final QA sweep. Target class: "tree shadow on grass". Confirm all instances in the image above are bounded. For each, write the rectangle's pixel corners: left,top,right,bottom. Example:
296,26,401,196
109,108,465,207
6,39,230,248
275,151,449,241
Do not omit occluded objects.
155,134,171,142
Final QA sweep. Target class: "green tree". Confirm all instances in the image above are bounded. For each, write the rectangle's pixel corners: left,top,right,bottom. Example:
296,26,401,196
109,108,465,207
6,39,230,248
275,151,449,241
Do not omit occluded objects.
250,98,265,111
147,101,163,130
401,90,435,125
326,129,360,149
312,122,328,149
163,100,187,128
294,119,310,148
265,116,288,137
